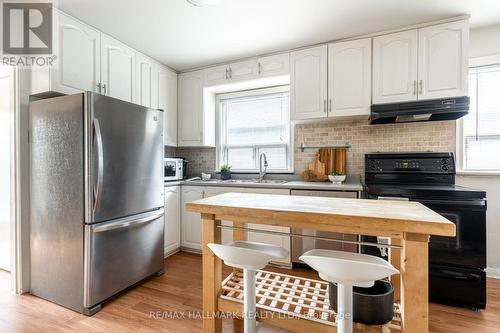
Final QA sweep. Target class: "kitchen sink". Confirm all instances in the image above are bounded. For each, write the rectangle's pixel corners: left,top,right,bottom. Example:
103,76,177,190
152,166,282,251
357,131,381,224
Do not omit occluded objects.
222,179,288,184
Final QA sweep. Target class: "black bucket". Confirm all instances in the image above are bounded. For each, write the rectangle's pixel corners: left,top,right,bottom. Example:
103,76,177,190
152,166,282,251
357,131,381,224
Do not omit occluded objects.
328,280,394,325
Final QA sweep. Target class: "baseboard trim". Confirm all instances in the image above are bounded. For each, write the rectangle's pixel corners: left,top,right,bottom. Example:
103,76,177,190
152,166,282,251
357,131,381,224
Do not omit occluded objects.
486,267,500,279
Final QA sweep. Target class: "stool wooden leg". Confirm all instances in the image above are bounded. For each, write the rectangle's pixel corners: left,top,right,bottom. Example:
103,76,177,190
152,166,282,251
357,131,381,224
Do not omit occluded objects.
202,214,222,333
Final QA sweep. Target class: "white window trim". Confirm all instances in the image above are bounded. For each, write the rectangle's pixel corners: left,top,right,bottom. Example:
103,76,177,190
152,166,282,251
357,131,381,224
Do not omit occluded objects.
456,55,500,176
215,85,294,173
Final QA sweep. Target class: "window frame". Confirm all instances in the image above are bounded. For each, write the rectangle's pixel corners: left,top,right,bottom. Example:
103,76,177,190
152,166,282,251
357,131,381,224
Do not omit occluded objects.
457,55,500,176
215,85,294,173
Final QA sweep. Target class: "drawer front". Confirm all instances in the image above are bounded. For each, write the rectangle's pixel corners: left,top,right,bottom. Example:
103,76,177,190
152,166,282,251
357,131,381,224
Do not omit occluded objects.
84,210,164,307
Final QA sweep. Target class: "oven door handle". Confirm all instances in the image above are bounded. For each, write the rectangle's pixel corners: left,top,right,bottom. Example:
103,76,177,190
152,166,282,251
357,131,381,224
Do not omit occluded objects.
418,199,486,207
430,269,482,282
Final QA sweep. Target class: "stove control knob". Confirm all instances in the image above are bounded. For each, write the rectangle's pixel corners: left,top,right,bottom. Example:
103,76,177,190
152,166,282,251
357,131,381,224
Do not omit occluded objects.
442,164,450,171
441,158,450,165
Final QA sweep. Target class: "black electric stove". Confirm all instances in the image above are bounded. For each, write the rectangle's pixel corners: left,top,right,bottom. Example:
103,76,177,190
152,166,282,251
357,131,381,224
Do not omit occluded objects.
364,152,487,310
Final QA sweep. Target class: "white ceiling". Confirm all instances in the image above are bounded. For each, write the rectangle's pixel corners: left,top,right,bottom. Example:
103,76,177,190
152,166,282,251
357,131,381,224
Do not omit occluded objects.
58,0,500,71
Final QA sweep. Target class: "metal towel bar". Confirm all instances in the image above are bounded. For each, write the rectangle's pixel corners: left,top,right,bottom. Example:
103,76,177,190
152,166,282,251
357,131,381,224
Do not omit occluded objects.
216,224,403,250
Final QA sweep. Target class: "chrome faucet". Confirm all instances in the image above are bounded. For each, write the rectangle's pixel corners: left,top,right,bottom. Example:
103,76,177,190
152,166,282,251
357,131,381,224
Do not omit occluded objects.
258,153,268,182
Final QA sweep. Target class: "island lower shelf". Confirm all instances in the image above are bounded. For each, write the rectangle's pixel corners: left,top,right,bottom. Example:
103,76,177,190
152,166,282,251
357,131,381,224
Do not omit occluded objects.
218,269,402,333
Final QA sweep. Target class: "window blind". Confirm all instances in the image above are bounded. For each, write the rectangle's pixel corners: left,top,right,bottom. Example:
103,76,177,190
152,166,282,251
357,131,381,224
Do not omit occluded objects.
464,65,500,170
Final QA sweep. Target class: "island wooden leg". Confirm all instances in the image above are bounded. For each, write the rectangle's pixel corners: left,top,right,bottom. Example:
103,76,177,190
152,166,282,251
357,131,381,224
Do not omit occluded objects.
400,233,429,333
390,237,402,302
202,213,222,333
232,220,247,241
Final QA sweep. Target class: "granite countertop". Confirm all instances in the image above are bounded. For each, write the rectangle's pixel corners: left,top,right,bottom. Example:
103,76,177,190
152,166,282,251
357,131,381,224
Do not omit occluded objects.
165,175,363,192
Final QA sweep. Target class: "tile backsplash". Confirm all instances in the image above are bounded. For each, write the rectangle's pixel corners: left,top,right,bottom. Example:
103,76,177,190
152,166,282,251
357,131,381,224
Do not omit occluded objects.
294,119,456,176
165,119,456,177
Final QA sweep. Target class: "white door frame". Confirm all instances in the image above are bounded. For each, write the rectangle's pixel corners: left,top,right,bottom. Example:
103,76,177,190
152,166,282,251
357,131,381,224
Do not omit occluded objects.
1,65,18,292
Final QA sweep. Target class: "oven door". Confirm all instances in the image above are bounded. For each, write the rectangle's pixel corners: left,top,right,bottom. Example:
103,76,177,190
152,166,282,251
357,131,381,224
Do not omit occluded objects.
419,198,486,269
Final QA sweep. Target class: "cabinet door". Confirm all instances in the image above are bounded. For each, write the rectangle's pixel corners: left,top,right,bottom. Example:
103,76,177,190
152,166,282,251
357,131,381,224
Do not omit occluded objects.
228,60,259,82
372,30,418,104
178,71,204,146
51,12,100,94
328,38,371,118
290,45,328,120
257,53,290,77
418,20,469,100
135,53,154,107
100,34,135,103
155,65,178,147
181,186,205,250
204,65,228,86
164,186,181,256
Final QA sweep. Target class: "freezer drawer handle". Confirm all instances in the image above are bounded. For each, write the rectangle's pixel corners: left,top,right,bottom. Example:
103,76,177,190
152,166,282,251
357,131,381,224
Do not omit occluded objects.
93,118,104,213
93,209,164,233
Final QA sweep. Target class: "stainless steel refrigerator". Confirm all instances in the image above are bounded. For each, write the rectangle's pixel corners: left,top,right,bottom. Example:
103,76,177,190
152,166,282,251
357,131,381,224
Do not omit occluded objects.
29,92,165,315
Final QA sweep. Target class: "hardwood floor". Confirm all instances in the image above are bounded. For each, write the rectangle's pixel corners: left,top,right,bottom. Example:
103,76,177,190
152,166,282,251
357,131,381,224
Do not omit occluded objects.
1,252,499,333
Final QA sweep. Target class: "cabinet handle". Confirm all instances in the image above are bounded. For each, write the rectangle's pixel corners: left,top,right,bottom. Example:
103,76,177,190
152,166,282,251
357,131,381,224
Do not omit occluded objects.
97,83,102,93
202,190,205,198
413,80,417,95
323,99,327,113
258,62,262,75
229,67,232,79
225,68,228,80
329,99,332,113
419,80,423,95
102,84,107,95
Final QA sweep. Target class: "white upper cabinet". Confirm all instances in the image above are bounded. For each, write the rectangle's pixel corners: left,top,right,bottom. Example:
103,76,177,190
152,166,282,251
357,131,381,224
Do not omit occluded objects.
33,10,100,95
417,20,469,100
135,53,154,107
372,30,418,104
100,34,135,103
290,45,328,120
154,65,178,147
178,70,204,146
204,65,229,86
328,38,371,118
257,53,290,77
228,60,259,82
373,20,468,104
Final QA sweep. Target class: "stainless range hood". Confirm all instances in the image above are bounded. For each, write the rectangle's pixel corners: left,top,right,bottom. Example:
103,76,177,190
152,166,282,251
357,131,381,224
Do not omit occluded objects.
370,96,470,125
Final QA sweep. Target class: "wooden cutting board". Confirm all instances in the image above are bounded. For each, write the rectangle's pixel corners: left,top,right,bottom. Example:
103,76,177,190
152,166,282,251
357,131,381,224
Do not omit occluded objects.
302,153,328,181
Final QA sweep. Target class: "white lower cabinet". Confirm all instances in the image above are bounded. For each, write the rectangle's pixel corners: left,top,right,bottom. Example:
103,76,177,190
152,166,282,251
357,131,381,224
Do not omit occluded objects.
164,185,181,256
181,186,205,251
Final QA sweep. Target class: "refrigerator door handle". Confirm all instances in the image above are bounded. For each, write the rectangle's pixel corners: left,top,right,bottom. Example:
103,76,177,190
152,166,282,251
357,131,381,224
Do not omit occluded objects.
93,118,104,213
92,209,164,233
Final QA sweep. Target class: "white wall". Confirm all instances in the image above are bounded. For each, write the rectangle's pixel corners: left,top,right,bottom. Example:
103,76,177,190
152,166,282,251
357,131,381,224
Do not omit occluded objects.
470,24,500,58
457,24,500,277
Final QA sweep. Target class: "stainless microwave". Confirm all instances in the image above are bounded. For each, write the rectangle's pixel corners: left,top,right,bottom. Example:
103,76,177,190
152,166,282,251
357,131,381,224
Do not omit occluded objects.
164,158,184,181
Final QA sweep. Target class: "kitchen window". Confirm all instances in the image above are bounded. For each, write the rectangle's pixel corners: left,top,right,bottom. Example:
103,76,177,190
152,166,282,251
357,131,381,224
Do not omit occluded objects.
460,64,500,171
217,86,292,172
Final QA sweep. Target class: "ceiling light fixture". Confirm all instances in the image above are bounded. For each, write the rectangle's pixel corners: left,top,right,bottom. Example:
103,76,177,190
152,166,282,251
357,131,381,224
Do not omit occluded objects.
187,0,222,7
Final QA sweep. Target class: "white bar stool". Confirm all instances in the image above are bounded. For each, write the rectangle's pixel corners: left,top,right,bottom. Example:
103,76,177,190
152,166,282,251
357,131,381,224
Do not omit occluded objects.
300,249,399,333
208,241,288,333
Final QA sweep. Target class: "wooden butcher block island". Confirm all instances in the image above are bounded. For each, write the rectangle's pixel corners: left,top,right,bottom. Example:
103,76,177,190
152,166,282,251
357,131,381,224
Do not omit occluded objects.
186,193,455,333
